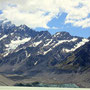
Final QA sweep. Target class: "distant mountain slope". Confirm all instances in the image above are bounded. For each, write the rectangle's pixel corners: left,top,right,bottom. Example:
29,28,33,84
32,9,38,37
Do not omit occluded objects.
57,41,90,72
0,19,90,88
0,75,15,86
0,19,89,75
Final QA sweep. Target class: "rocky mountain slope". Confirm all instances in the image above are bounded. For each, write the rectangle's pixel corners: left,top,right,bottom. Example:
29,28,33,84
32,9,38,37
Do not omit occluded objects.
0,19,90,87
56,41,90,72
0,74,15,86
0,19,89,74
13,41,90,88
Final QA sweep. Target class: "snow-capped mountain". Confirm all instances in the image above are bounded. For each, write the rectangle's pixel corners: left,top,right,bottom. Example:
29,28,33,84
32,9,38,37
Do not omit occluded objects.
0,19,89,75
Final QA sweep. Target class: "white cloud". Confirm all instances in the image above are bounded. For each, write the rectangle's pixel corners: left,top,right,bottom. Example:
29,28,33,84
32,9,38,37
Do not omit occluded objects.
51,26,59,29
0,0,90,28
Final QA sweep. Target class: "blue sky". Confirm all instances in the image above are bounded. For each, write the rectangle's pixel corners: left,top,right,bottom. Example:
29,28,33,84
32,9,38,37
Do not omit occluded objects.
36,13,90,38
0,0,90,38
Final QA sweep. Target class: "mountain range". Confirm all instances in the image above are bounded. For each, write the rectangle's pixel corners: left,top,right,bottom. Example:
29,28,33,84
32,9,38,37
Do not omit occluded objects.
0,19,90,88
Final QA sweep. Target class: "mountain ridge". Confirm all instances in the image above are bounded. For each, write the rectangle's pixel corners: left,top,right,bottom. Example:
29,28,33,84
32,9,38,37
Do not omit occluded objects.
0,19,89,74
0,19,90,87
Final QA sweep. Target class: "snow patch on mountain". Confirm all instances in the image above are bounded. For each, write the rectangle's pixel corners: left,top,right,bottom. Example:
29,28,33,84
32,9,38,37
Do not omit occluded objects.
41,38,78,55
5,37,31,51
30,40,42,47
0,35,8,41
25,50,31,58
34,61,38,65
53,38,78,48
53,32,61,37
43,48,52,55
43,39,53,47
62,39,89,53
3,52,10,57
2,19,9,24
10,33,14,35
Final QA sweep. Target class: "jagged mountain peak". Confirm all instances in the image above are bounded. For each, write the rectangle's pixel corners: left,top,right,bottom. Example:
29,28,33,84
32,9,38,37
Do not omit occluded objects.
38,31,51,37
0,19,14,27
0,19,15,35
18,24,30,30
52,31,72,40
0,20,89,78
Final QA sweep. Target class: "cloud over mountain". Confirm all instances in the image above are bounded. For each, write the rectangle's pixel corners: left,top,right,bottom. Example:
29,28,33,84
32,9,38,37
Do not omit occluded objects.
0,0,90,28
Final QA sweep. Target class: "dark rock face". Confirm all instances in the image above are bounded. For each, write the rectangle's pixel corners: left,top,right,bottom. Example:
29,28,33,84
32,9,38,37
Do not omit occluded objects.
57,41,90,72
0,19,89,76
88,37,90,40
